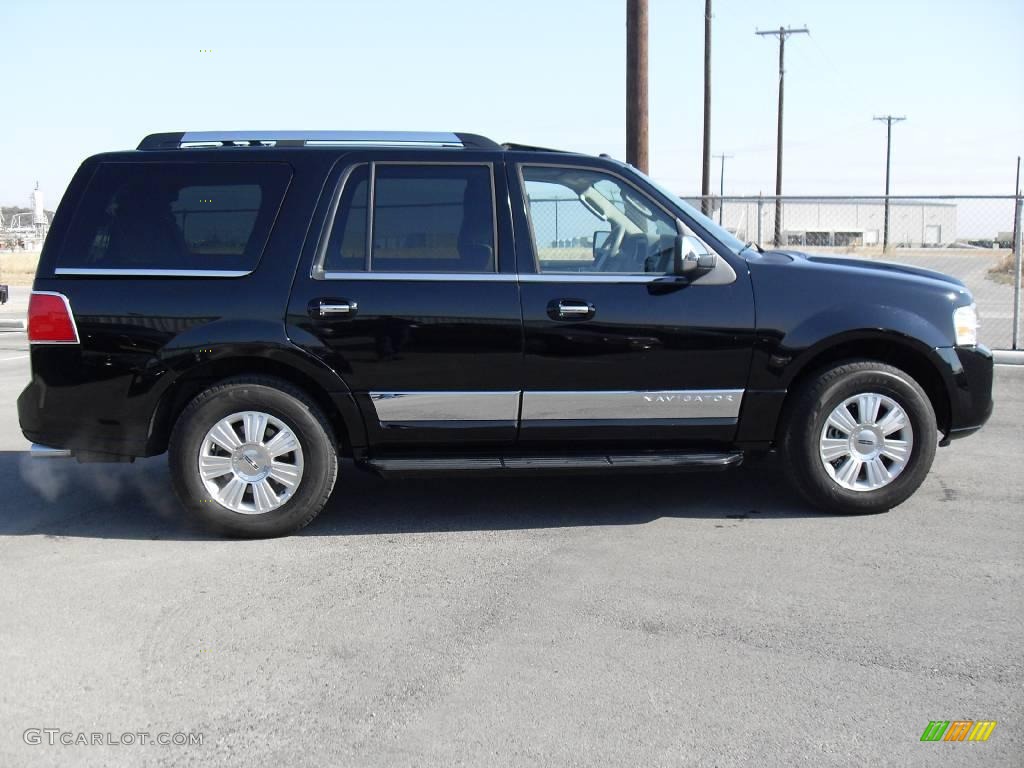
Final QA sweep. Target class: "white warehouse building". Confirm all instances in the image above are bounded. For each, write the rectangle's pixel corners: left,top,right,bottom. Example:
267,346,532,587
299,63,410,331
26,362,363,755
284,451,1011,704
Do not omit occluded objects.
704,198,958,248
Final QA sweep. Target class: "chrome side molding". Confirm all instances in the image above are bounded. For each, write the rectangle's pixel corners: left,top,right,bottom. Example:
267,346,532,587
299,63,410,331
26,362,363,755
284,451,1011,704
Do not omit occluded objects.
521,389,744,421
370,391,521,424
54,268,251,278
316,272,704,284
367,389,745,426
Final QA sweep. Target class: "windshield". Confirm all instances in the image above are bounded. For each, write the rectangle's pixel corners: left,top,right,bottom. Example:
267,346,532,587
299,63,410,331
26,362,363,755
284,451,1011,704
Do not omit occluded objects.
614,162,748,254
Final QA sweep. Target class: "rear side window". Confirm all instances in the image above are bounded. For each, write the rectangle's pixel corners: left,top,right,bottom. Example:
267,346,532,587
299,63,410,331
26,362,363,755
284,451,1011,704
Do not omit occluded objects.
322,165,369,272
321,163,495,274
58,162,292,273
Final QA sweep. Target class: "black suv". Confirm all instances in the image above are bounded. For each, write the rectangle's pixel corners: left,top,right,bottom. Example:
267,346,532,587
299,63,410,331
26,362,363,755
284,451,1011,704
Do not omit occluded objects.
19,131,993,537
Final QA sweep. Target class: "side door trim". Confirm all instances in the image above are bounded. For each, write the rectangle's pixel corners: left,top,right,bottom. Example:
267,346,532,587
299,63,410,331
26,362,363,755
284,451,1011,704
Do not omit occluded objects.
521,389,744,422
370,391,520,427
363,388,746,429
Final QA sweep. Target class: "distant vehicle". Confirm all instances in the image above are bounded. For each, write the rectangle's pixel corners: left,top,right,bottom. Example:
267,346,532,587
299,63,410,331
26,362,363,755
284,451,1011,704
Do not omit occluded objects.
19,131,993,537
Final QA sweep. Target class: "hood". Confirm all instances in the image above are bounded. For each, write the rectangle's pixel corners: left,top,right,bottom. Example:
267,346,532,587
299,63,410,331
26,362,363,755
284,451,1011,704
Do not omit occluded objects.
762,249,967,290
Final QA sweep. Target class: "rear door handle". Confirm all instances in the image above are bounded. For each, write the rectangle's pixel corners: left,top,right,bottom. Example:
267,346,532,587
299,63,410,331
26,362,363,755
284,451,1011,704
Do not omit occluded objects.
313,299,358,318
549,299,595,320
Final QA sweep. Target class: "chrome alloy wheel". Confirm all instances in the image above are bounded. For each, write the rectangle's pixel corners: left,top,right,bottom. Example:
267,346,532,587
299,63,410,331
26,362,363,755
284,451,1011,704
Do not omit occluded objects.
198,411,304,514
819,393,914,492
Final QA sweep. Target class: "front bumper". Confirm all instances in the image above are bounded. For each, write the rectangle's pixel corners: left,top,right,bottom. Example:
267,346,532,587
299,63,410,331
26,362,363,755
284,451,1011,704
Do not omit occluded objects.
935,344,993,442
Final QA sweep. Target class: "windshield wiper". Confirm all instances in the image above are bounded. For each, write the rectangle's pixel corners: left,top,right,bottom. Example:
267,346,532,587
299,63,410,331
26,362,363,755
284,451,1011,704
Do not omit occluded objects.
739,240,764,256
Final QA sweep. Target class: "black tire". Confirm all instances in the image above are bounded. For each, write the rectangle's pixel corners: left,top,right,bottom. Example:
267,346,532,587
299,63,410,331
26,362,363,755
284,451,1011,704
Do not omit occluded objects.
168,377,338,537
780,360,937,515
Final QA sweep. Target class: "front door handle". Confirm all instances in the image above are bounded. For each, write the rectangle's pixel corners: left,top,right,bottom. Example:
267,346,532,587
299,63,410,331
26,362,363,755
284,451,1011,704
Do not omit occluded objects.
313,299,358,318
549,299,595,320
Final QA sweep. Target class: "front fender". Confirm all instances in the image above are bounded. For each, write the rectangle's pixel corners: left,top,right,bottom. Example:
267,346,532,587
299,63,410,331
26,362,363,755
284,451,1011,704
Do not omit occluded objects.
784,304,952,359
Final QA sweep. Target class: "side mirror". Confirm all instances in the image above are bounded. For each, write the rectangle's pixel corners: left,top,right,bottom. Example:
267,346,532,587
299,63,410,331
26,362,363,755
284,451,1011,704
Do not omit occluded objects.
673,232,717,279
592,230,612,261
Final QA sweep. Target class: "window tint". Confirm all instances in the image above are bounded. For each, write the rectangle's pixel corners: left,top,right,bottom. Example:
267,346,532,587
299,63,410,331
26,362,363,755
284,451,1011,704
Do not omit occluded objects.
59,162,291,272
371,165,494,273
323,165,369,271
175,184,263,256
521,165,687,275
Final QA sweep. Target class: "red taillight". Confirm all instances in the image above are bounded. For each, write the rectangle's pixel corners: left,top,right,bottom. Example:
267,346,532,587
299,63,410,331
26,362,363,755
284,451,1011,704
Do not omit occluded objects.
28,292,79,344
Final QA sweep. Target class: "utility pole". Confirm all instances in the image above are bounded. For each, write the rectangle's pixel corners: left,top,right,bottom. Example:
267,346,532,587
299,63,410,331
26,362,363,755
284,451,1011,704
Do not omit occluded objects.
701,0,713,214
626,0,649,173
874,115,906,252
713,153,733,224
756,25,809,246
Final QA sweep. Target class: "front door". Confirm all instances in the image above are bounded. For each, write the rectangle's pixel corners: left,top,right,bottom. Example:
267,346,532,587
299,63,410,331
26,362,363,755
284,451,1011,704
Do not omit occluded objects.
288,153,522,453
510,159,756,449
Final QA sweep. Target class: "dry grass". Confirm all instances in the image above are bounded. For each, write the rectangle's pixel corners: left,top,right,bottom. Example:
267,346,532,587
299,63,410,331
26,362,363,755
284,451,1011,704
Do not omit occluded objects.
987,251,1017,285
536,247,592,262
0,251,40,285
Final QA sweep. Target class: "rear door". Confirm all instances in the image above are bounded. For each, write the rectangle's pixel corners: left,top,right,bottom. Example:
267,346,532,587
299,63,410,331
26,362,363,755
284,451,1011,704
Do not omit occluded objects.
509,157,756,449
287,151,522,454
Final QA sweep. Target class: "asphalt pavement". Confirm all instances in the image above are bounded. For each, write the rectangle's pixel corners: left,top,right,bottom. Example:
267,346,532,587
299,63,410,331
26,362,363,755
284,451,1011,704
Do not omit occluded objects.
0,323,1021,767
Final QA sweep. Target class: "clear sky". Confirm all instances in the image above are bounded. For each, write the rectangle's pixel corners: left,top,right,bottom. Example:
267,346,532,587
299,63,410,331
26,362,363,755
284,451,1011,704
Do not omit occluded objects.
1,0,1021,209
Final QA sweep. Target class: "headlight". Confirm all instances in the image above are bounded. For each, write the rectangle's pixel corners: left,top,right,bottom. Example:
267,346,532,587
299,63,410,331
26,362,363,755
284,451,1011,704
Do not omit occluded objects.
953,303,978,346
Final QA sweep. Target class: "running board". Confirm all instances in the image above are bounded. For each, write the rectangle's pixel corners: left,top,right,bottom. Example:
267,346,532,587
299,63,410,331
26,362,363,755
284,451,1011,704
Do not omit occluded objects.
364,451,743,477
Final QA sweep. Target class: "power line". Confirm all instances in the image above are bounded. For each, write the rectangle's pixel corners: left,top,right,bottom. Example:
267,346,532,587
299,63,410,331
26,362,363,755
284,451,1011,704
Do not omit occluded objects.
874,115,906,251
755,25,809,245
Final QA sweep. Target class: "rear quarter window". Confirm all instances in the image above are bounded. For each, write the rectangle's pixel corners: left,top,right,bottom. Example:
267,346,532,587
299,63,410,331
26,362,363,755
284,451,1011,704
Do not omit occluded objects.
56,161,292,274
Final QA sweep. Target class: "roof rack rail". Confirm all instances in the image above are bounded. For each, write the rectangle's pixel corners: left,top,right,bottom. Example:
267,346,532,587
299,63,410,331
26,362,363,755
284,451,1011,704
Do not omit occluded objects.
137,131,501,151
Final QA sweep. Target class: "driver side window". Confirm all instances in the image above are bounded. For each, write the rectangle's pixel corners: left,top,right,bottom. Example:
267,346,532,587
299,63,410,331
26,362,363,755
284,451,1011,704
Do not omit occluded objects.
521,165,681,275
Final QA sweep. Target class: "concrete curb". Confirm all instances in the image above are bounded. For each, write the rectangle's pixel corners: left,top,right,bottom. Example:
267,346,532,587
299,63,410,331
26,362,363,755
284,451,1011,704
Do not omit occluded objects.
993,350,1024,365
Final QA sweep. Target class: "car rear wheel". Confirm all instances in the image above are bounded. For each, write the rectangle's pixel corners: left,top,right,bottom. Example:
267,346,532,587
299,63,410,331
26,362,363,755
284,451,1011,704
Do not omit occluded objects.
168,377,338,537
780,360,937,514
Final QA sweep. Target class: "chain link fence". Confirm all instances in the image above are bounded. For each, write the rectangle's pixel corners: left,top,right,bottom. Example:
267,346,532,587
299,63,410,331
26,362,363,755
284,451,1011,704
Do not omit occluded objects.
528,196,612,265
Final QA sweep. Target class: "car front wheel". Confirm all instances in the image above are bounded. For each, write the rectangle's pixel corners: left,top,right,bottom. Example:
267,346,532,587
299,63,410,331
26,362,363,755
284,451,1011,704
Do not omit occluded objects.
780,360,938,514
